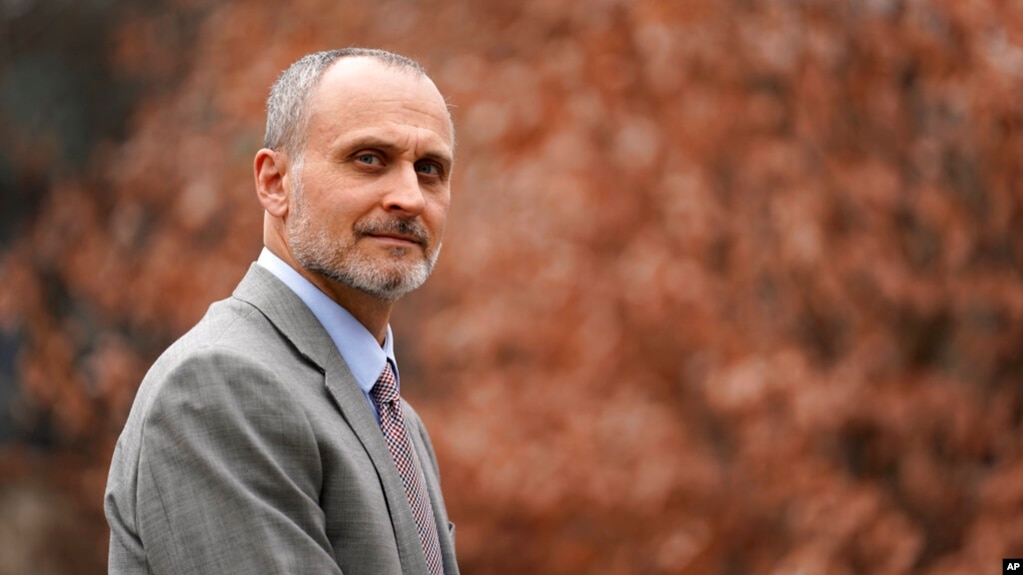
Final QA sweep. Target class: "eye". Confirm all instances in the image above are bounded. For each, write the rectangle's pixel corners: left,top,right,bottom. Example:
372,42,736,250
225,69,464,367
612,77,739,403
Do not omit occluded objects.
356,153,381,166
415,161,442,177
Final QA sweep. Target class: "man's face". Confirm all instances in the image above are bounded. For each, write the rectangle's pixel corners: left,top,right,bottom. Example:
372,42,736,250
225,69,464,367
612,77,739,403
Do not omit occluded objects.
285,58,454,302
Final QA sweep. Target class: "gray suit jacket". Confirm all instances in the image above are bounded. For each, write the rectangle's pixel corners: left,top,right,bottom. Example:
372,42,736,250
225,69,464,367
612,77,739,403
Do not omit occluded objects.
105,264,458,574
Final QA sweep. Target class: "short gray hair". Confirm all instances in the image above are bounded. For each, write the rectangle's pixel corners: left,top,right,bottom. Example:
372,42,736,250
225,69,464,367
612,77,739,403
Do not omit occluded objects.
263,48,428,157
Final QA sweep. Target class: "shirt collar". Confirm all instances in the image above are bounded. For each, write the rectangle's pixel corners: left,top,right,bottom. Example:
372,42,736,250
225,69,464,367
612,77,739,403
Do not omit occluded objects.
256,248,398,395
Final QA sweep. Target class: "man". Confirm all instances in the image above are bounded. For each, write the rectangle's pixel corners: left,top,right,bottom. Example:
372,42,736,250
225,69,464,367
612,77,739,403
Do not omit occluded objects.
104,48,459,575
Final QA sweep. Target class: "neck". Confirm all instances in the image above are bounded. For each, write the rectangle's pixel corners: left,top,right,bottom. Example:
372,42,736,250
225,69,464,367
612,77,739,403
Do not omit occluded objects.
265,242,394,344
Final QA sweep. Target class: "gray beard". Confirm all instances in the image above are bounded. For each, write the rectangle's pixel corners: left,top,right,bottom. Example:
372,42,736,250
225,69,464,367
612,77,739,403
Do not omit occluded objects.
298,235,441,303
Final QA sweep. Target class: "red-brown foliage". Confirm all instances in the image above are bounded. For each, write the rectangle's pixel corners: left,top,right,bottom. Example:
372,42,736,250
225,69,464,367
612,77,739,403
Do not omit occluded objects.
1,1,1022,573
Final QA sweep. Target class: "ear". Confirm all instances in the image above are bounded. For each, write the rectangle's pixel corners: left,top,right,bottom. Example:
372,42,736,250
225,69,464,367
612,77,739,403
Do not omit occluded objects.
254,148,290,217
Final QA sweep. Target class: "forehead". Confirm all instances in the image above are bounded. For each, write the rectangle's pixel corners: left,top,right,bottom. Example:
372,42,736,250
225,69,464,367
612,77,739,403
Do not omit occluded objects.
304,58,454,155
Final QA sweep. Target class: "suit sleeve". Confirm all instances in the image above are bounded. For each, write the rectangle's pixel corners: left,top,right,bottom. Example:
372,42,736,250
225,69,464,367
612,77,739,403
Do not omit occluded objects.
135,348,343,575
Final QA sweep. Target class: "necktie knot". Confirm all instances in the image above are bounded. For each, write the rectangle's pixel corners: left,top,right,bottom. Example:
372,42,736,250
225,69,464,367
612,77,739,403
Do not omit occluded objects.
371,363,400,405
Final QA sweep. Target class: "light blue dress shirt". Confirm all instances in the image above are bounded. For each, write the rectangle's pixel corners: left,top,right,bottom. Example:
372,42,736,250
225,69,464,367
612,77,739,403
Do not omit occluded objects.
256,248,399,420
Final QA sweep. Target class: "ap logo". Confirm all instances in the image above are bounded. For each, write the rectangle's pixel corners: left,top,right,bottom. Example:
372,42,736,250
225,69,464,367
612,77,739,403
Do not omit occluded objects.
1005,559,1023,573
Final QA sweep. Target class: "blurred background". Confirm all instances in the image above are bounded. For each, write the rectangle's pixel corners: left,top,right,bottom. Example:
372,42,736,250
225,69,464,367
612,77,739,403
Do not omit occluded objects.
1,0,1022,573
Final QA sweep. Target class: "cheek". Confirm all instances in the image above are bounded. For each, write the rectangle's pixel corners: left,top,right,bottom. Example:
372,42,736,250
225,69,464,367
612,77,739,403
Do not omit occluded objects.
424,199,450,234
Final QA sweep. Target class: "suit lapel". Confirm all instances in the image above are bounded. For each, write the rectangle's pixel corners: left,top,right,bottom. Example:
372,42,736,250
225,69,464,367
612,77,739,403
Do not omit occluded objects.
321,354,429,573
232,264,430,574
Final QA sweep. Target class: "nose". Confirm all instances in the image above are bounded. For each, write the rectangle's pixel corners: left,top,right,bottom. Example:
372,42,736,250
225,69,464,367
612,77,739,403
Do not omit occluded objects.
383,163,426,215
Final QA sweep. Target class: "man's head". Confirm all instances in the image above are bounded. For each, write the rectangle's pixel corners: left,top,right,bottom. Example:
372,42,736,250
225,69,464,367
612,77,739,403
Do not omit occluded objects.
254,49,454,307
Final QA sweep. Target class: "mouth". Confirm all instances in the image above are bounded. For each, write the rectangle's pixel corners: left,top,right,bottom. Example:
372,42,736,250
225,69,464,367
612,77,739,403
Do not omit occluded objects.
365,232,425,247
358,219,429,248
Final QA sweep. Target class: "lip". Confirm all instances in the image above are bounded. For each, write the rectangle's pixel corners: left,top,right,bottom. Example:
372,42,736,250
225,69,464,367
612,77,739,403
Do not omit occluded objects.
365,233,424,247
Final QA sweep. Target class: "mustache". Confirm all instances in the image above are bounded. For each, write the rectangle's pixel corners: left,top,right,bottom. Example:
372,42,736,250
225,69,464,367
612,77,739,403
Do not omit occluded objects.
355,217,430,245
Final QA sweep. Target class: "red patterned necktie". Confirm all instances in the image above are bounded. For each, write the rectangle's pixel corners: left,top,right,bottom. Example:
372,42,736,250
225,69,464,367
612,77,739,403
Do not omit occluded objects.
370,363,444,575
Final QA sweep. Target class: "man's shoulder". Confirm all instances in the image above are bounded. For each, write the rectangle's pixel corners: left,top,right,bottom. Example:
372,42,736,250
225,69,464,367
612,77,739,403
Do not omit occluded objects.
164,295,272,361
133,296,299,406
